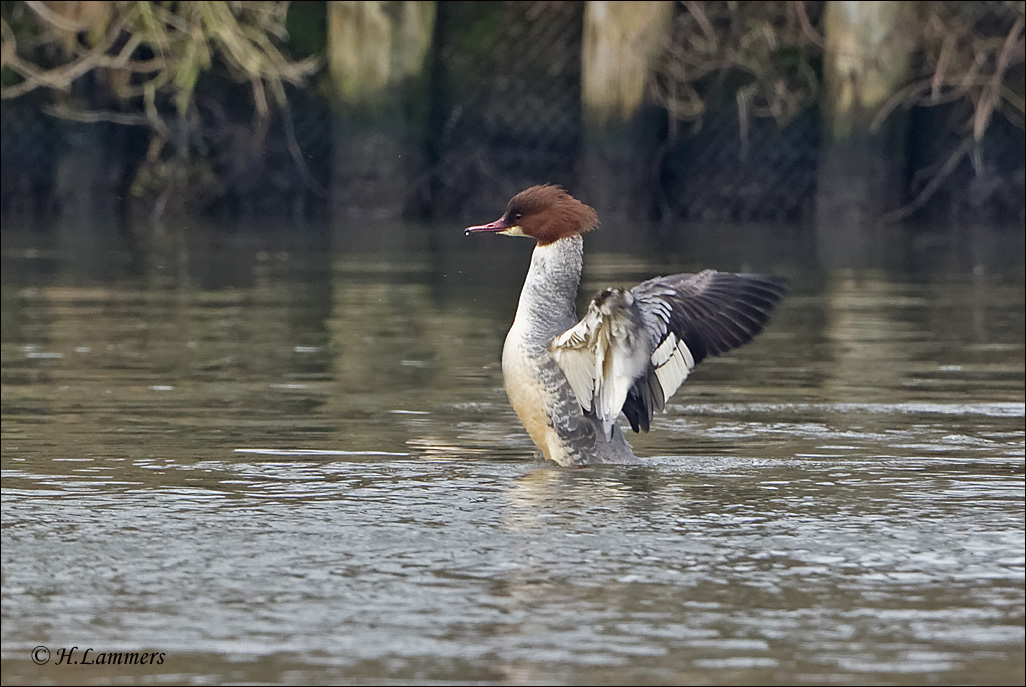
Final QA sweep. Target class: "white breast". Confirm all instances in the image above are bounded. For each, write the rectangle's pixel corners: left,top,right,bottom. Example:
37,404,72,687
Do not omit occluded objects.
502,326,573,465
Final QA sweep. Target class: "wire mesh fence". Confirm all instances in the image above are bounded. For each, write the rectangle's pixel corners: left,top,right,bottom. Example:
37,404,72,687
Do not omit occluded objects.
428,0,585,219
659,108,820,222
0,0,1022,225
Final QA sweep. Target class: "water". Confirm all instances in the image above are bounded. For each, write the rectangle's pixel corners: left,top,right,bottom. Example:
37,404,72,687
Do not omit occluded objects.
2,219,1023,685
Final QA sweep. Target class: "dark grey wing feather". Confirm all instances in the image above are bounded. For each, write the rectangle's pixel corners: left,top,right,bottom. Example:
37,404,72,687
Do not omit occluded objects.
620,271,788,432
551,270,787,437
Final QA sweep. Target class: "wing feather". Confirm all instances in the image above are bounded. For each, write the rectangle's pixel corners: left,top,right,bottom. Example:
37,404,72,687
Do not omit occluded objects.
551,271,788,436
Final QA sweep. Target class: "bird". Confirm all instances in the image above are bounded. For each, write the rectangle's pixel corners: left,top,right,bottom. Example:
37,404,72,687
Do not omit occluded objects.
465,184,787,466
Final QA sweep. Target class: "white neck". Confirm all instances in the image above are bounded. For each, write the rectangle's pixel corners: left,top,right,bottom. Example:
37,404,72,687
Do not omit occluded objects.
511,236,583,346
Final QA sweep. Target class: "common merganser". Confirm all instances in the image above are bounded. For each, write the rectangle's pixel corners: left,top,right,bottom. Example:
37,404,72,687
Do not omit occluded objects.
466,185,787,466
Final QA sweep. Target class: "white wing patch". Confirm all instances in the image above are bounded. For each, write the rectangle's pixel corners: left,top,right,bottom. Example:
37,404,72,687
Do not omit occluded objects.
550,289,674,440
550,291,636,439
550,271,785,438
651,333,695,405
550,330,597,413
550,286,700,438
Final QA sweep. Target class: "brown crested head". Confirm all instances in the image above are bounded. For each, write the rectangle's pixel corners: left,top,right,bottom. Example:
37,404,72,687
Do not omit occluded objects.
464,185,598,245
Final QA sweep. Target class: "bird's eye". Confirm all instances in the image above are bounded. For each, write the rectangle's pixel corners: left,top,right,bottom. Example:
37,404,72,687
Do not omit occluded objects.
514,212,523,221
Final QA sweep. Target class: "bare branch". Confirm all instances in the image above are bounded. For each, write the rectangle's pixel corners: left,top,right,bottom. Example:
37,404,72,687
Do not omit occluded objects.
25,0,88,33
42,103,152,126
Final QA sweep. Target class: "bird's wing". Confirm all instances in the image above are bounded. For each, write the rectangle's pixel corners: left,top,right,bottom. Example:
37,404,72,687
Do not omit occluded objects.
549,270,788,438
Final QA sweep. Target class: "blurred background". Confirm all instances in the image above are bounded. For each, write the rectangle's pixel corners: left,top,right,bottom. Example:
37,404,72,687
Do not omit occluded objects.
2,4,1024,685
1,0,1023,234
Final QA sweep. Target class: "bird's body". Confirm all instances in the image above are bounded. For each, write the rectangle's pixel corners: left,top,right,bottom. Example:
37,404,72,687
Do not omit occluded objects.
499,235,638,465
467,185,786,467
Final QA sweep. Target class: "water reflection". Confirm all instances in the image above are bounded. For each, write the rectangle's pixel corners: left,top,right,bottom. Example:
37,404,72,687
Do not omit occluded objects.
1,218,1023,685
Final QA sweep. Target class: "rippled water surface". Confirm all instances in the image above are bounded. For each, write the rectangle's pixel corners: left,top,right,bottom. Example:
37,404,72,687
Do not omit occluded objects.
2,221,1024,685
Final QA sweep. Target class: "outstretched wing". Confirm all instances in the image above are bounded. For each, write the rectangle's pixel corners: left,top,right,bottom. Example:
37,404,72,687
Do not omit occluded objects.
549,270,787,438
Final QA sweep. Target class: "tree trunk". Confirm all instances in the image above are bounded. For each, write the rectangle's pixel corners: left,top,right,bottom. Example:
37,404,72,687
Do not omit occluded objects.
578,1,673,225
